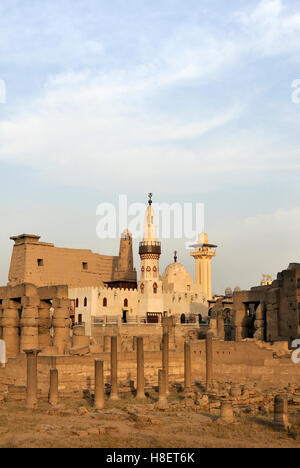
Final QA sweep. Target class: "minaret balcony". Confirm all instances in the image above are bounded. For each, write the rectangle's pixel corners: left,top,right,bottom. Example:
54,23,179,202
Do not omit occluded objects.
139,241,161,255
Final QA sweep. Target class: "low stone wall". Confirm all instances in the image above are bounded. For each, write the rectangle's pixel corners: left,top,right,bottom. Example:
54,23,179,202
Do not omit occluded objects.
0,341,299,396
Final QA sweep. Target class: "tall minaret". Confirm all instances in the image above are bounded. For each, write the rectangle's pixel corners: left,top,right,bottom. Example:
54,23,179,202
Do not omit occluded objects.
138,194,164,317
190,233,217,300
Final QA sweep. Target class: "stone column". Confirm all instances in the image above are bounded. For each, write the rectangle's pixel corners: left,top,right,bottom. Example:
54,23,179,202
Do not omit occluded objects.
274,394,290,430
52,299,72,355
184,342,192,389
220,402,234,424
132,336,137,352
49,368,59,406
2,299,20,357
21,303,39,353
0,303,3,340
158,369,167,405
136,337,145,399
25,349,40,409
94,359,105,409
110,336,119,400
38,301,52,349
162,332,169,395
104,335,111,352
206,333,213,391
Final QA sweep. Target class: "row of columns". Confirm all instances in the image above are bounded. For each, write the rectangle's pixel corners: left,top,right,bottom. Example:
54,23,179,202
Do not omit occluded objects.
24,342,291,431
24,333,214,409
0,297,72,358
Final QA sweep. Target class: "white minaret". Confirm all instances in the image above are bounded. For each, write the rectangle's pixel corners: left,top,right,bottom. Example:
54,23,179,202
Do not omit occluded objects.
138,194,164,320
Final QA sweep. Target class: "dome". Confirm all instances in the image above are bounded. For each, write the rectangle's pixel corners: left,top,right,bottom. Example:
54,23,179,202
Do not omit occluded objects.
234,286,241,293
225,287,233,297
163,262,188,276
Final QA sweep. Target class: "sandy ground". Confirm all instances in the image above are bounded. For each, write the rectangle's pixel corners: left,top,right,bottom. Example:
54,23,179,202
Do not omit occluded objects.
0,392,299,449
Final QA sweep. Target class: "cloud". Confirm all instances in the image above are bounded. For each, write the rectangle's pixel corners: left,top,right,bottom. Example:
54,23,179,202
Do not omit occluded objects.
0,0,300,197
235,0,300,58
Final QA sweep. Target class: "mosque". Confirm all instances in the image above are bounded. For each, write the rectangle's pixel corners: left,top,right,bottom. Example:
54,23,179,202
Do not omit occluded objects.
68,195,217,335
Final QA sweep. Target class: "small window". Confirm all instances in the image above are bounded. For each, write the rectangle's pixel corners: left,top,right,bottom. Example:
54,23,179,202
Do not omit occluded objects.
75,298,79,308
78,314,83,324
82,262,88,270
124,298,128,308
37,259,44,267
153,283,158,294
103,298,107,307
84,297,87,307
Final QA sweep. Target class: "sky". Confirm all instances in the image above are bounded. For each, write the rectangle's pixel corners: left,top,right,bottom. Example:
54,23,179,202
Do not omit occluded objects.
0,0,300,294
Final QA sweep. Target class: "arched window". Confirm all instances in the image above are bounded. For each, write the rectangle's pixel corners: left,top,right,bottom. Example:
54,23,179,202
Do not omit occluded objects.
153,266,158,278
84,297,87,307
75,298,79,308
146,266,151,279
153,283,158,294
103,298,107,307
140,283,144,294
124,298,128,308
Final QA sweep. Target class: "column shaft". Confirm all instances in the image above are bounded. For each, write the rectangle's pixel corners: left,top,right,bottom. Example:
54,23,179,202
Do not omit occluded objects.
94,359,105,409
206,333,213,390
25,350,40,409
184,342,192,389
136,337,145,399
162,333,169,395
110,336,119,400
49,368,58,406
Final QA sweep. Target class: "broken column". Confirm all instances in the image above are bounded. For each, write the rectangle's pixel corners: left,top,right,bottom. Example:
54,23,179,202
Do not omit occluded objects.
104,335,111,352
274,394,290,430
206,332,213,391
2,299,20,357
52,299,72,355
49,368,59,406
158,369,167,405
94,359,105,409
184,342,192,389
73,325,90,347
220,402,234,424
162,332,169,395
25,349,40,409
110,336,119,400
136,337,145,399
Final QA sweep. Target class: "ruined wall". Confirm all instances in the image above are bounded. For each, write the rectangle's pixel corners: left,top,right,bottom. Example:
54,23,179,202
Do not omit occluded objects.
0,341,299,396
8,234,136,289
212,264,300,343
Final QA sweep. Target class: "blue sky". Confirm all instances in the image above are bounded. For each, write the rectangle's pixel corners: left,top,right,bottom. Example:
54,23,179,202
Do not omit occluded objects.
0,0,300,293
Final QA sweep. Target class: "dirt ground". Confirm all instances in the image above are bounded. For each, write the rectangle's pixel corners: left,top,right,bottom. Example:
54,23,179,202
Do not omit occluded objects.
0,392,299,449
